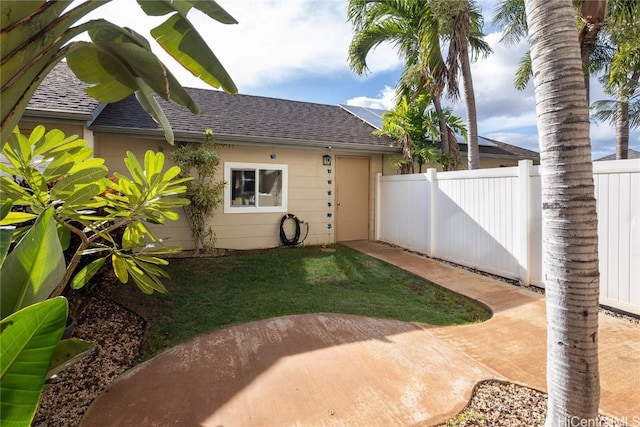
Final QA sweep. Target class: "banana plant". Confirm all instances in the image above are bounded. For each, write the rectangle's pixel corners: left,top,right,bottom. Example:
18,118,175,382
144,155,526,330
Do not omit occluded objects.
0,125,190,297
0,205,94,426
1,0,238,145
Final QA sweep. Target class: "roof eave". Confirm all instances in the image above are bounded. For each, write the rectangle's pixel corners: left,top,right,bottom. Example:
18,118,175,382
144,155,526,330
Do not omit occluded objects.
23,108,92,123
90,126,401,154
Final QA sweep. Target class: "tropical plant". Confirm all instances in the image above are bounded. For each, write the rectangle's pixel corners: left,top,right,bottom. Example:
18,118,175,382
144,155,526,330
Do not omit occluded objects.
430,0,490,170
347,0,490,170
590,2,640,159
1,0,238,145
1,205,94,426
376,93,463,172
525,0,601,425
171,130,225,251
0,125,190,297
493,0,635,94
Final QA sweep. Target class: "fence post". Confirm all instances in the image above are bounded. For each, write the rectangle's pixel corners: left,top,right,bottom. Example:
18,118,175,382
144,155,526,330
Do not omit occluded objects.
426,168,438,258
518,160,533,285
375,172,382,241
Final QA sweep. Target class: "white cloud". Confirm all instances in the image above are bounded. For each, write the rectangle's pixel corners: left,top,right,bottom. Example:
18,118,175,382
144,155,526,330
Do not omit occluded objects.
345,86,396,110
77,0,400,91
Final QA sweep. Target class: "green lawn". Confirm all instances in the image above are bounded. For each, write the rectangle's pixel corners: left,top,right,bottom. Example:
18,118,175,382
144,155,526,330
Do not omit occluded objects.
113,245,490,360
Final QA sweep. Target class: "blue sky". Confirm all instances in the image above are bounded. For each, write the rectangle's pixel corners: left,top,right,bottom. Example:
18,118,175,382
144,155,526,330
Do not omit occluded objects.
84,0,638,159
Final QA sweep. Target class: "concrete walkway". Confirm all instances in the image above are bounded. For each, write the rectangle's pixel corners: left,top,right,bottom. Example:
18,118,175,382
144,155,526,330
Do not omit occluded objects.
82,241,640,426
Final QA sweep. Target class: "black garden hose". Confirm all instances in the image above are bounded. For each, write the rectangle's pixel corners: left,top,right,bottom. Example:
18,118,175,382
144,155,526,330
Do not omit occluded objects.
279,214,309,246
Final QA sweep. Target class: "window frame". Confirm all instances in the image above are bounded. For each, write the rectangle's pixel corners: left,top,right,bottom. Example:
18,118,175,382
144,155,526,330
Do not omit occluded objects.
223,162,288,213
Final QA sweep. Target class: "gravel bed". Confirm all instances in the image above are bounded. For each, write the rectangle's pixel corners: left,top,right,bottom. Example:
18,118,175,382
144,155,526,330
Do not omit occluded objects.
33,290,144,427
436,380,628,427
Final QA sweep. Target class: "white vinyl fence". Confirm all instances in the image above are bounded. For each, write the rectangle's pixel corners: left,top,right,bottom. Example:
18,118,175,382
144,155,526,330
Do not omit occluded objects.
376,159,640,315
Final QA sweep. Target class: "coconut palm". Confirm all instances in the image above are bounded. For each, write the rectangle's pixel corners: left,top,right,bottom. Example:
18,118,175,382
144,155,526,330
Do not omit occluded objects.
347,0,490,170
524,0,601,425
590,2,640,159
493,0,610,95
431,0,491,169
1,0,238,145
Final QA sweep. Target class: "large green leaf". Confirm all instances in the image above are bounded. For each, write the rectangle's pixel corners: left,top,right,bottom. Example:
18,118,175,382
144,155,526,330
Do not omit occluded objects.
66,41,139,102
137,0,237,24
0,297,67,427
0,208,65,319
151,13,237,93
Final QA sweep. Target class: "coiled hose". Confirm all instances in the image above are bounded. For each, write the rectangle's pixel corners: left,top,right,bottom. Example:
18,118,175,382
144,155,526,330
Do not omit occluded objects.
279,214,309,246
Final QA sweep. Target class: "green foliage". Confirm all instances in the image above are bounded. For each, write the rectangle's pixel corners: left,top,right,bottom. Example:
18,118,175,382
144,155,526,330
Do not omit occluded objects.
0,208,65,319
0,206,94,427
171,132,225,251
376,93,466,172
0,298,68,426
0,126,190,296
0,0,238,144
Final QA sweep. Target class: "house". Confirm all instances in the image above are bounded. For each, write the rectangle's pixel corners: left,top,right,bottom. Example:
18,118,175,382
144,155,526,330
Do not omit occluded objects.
20,63,537,250
596,149,640,160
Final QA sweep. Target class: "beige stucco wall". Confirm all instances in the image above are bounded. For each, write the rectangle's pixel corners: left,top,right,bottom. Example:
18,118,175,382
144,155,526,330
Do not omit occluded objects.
94,134,385,250
16,120,87,141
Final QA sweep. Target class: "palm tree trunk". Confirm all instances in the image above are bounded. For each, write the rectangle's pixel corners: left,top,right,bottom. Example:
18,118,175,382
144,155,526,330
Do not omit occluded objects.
460,45,480,170
616,69,639,160
525,1,600,425
433,96,451,169
615,91,629,160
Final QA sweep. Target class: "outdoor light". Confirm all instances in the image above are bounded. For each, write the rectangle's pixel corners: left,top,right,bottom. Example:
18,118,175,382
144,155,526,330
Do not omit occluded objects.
323,155,332,166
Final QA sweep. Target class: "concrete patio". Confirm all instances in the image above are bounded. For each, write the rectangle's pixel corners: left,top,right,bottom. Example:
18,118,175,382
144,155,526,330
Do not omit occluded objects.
81,240,640,426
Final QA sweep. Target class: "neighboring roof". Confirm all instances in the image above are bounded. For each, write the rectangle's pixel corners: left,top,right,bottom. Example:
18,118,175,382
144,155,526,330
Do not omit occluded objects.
341,104,540,161
459,136,540,160
91,90,397,152
596,148,640,160
24,62,103,121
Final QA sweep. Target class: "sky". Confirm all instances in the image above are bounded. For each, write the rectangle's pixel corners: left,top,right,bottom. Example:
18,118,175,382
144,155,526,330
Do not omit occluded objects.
80,0,639,160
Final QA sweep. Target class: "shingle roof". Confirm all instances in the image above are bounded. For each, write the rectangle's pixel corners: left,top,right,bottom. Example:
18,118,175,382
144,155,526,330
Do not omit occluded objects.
596,148,640,160
91,88,397,149
459,136,539,160
25,62,102,119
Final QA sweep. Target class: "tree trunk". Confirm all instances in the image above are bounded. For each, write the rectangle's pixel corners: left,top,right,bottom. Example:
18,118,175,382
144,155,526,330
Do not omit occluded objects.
525,1,600,425
615,91,629,160
616,69,639,160
433,96,452,170
460,43,480,170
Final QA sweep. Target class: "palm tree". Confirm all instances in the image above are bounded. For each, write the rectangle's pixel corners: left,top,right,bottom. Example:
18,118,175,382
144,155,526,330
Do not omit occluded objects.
590,2,640,159
493,0,610,97
347,0,449,159
431,0,491,169
347,0,490,170
524,0,600,425
1,0,238,145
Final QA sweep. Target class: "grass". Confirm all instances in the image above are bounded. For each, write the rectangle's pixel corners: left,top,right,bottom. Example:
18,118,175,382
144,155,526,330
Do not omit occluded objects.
113,245,490,360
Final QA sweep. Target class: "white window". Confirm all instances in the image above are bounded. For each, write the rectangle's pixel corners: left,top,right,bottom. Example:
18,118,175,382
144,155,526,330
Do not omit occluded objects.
224,162,288,213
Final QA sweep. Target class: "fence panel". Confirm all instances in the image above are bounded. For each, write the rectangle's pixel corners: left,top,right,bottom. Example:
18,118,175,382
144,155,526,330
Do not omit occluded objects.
434,169,521,280
377,174,431,254
593,160,640,314
376,159,640,315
